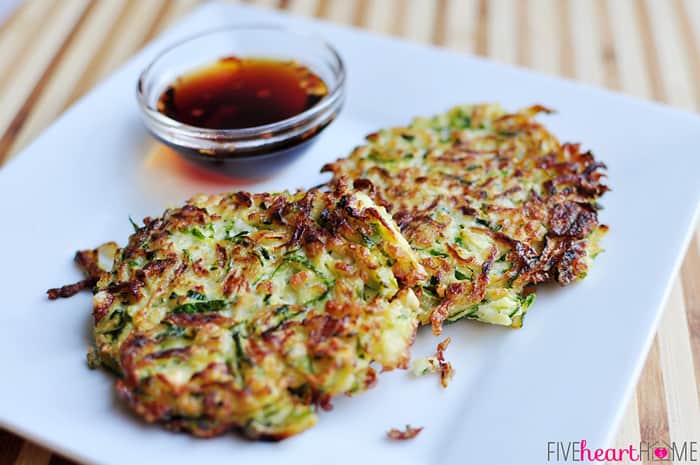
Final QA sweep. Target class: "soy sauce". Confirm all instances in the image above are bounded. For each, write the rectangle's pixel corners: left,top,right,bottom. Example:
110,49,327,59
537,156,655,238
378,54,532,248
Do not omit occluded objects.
156,57,328,129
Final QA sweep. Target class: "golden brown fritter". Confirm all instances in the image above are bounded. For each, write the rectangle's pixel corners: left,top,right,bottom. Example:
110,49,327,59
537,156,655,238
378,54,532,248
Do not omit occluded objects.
80,185,425,439
323,104,608,333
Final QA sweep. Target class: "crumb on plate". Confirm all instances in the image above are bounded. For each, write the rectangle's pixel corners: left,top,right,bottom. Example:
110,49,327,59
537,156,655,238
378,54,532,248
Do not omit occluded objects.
387,424,423,440
412,337,454,388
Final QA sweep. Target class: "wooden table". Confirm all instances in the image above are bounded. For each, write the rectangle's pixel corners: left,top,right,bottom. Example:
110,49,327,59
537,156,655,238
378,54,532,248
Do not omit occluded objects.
0,1,698,464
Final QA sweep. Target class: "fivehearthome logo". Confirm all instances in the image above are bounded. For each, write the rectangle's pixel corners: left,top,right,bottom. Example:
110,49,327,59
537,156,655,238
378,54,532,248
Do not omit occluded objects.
547,440,699,462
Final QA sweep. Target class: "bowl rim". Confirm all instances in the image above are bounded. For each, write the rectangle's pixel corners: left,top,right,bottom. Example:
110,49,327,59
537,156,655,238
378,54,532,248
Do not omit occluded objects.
136,23,346,138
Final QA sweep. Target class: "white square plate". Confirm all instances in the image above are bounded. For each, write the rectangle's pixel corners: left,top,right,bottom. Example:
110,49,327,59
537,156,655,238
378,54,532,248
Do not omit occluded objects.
1,3,699,464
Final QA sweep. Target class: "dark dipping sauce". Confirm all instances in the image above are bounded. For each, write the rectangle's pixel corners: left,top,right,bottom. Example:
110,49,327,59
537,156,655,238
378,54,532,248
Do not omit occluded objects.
156,56,329,129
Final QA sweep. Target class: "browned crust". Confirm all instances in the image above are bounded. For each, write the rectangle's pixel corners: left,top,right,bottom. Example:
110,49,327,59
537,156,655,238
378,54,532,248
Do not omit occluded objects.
47,247,113,300
46,279,94,300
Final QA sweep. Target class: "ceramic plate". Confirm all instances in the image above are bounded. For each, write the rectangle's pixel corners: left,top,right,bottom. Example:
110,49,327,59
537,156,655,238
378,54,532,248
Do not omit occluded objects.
1,3,699,464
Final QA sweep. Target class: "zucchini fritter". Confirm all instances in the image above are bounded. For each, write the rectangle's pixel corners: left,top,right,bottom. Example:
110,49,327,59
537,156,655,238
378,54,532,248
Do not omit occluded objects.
85,186,425,439
323,104,608,333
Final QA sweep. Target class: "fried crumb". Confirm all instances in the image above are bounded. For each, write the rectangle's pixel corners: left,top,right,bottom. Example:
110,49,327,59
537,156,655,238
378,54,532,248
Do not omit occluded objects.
436,337,454,388
412,337,454,388
387,424,423,440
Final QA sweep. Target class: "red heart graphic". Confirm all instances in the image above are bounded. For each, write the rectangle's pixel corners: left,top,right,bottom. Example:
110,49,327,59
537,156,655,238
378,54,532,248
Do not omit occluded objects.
654,447,668,459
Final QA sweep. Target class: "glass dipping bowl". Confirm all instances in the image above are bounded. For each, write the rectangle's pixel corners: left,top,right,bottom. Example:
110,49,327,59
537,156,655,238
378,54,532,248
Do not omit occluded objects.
136,25,346,178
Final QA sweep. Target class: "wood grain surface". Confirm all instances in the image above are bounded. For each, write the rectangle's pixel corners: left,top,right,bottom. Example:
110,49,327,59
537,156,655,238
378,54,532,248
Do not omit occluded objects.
0,1,698,464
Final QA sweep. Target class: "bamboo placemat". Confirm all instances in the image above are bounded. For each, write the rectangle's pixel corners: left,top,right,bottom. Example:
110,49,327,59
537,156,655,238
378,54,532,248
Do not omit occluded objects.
0,1,698,464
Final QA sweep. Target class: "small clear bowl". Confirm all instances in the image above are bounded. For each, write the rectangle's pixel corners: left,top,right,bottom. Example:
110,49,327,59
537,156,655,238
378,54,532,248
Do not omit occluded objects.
136,25,345,178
